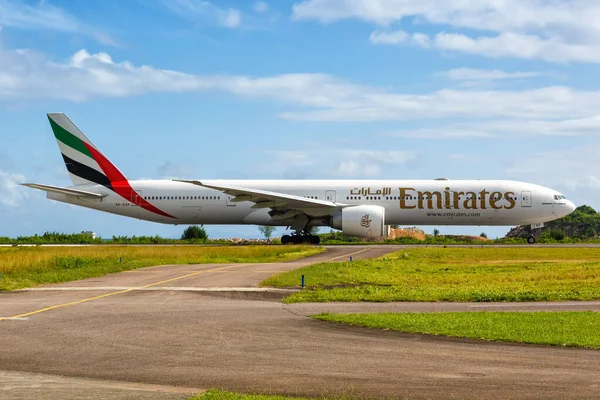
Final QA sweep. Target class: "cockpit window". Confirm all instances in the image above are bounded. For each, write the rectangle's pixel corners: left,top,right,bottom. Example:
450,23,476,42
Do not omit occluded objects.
554,194,567,200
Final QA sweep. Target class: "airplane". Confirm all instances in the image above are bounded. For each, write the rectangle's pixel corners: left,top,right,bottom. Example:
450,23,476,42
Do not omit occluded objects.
22,113,576,245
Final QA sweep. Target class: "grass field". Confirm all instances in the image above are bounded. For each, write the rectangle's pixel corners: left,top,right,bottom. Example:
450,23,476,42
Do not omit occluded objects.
0,245,323,291
261,247,600,303
315,311,600,349
189,390,324,400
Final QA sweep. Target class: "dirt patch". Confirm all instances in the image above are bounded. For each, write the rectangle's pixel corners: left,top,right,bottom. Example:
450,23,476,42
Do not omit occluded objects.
388,227,427,241
386,229,490,243
447,235,491,242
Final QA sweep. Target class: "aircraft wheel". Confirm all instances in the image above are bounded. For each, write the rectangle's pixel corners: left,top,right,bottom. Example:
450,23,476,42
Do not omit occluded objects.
310,235,321,245
527,236,536,244
281,235,291,245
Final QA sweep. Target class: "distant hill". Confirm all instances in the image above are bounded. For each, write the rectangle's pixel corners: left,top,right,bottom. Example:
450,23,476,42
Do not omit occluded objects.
505,205,599,240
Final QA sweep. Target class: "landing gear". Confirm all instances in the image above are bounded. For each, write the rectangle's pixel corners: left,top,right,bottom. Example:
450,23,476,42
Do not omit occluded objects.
281,232,320,245
527,223,543,245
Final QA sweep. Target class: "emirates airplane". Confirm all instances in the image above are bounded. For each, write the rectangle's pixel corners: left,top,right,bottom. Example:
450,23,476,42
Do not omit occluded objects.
23,113,576,244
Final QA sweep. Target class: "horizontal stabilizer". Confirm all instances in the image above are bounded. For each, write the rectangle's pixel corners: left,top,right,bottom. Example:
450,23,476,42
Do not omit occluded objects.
21,183,107,199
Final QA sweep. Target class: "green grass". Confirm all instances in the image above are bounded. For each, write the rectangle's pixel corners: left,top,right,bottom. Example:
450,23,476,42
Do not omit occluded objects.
189,389,324,400
260,247,600,303
0,245,323,291
314,311,600,349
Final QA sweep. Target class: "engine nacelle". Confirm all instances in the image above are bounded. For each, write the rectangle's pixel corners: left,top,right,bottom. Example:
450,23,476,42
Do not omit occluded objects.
331,205,386,238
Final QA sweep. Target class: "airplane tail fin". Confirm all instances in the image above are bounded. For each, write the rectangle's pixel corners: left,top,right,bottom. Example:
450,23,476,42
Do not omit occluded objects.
47,113,128,188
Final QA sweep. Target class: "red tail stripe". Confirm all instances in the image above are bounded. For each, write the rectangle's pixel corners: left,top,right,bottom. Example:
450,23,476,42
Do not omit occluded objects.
83,143,176,219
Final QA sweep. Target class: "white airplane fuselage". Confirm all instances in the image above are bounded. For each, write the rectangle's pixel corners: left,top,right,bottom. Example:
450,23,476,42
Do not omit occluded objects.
47,179,576,227
27,113,576,240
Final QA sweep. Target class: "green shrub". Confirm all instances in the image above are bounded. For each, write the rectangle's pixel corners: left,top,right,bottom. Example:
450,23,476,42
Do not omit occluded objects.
181,225,208,240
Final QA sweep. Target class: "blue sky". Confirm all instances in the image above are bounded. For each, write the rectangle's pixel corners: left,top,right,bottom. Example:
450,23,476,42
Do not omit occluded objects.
1,0,600,239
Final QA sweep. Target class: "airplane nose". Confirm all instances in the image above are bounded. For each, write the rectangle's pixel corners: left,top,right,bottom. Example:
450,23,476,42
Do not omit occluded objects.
567,200,576,214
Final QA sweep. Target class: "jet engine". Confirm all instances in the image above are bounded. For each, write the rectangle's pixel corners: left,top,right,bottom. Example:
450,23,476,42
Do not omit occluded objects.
331,205,386,238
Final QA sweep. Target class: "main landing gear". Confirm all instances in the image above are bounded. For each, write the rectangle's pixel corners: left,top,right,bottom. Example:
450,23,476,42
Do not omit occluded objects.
281,231,320,245
527,236,536,244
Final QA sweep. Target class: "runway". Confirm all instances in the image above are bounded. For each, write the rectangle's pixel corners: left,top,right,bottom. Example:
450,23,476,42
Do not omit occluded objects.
1,245,599,399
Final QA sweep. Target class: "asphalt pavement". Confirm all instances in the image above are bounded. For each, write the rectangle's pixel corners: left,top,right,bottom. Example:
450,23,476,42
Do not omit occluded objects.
1,245,599,399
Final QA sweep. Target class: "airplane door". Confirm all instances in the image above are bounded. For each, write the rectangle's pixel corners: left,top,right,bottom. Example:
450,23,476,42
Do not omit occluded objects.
325,190,336,203
131,191,142,206
226,194,237,207
521,191,532,207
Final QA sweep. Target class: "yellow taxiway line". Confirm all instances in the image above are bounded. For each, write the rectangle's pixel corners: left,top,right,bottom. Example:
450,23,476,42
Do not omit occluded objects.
327,248,370,262
0,264,245,321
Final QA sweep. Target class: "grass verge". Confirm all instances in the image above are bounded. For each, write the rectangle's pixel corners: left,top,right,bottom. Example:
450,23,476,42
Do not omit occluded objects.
260,247,600,303
189,389,323,400
0,245,323,291
314,311,600,349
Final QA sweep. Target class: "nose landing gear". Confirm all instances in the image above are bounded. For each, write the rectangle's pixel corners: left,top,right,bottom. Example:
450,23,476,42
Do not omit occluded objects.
527,222,544,244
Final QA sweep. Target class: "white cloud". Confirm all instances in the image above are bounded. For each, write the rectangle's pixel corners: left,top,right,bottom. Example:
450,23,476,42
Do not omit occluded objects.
161,0,243,28
417,32,600,63
438,68,540,81
253,1,268,13
0,0,78,31
369,30,408,45
386,127,496,139
156,161,195,178
292,0,584,29
221,8,241,28
504,145,600,203
0,0,116,45
264,149,416,178
4,46,600,136
369,30,600,63
293,0,600,63
387,115,600,139
0,170,29,208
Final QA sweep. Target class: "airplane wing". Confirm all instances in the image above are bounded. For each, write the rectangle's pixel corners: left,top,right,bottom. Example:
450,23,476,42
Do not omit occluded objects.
21,183,107,199
173,180,339,215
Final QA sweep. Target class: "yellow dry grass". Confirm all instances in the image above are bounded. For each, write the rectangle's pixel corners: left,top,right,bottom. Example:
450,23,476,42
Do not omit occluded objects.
0,245,323,290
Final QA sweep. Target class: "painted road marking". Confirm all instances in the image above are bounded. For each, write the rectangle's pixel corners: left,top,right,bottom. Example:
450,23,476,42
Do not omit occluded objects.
0,264,248,322
19,286,295,293
0,317,29,320
328,248,370,262
470,302,600,308
253,270,284,273
0,247,375,321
